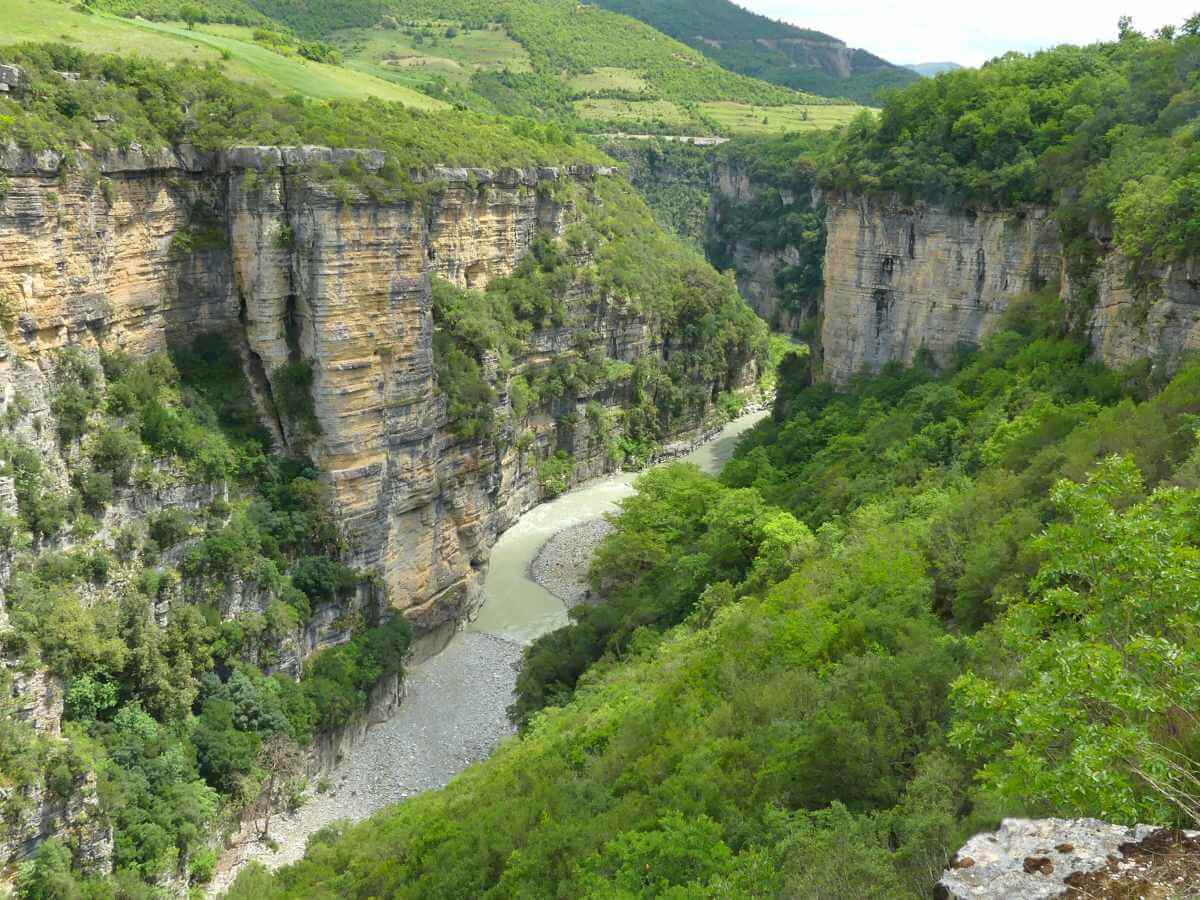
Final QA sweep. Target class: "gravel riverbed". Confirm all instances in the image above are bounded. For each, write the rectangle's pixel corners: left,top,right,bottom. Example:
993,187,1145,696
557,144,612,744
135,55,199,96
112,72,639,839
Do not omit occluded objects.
209,631,523,894
528,518,614,606
209,409,771,894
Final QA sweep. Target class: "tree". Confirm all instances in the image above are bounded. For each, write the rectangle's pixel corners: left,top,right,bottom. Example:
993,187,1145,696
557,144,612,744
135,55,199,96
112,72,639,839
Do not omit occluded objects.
180,3,204,29
252,734,304,840
951,456,1200,825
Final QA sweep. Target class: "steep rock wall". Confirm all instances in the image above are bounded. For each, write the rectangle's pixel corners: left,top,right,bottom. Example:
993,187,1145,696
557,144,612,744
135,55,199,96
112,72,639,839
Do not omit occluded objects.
0,145,745,637
820,194,1062,382
819,193,1200,381
708,159,816,336
1085,251,1200,370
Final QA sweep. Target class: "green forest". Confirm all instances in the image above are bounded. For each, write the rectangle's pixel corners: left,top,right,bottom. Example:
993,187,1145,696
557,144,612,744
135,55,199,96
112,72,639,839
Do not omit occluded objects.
823,18,1200,271
2,2,1200,898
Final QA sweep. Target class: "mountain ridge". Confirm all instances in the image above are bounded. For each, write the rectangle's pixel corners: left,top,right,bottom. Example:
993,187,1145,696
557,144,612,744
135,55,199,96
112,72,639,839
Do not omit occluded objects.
587,0,920,103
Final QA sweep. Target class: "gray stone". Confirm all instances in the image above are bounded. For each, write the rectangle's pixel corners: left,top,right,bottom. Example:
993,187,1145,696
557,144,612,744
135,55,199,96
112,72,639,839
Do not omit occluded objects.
937,817,1165,899
0,475,16,518
0,63,24,89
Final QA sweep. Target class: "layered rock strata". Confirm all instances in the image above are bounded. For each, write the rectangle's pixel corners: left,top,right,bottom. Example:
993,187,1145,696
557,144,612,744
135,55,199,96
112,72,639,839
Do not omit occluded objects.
819,193,1200,381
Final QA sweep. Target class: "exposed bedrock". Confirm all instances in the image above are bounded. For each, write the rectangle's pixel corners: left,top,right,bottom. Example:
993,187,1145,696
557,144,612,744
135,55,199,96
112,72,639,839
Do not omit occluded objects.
820,193,1200,382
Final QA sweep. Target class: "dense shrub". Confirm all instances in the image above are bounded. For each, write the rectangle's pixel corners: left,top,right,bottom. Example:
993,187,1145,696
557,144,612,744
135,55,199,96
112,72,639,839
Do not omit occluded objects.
3,333,412,895
823,21,1200,270
237,286,1200,897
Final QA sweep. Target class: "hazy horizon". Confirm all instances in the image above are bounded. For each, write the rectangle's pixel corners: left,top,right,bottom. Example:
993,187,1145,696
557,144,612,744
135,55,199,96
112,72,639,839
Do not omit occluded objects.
737,1,1198,67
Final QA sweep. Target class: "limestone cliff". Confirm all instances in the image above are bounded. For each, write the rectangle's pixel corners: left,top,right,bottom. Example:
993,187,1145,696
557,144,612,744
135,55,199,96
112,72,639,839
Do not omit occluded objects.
819,195,1062,382
0,143,752,637
818,193,1200,381
1085,249,1200,370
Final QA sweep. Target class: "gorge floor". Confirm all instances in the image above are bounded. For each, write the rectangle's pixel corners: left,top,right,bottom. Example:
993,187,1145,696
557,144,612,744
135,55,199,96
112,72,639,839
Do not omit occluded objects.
208,630,524,894
209,409,769,893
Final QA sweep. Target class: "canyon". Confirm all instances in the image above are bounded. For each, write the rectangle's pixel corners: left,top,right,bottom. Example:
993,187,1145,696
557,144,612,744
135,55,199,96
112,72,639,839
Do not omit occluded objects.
3,138,1196,892
0,143,754,639
0,143,757,879
606,137,822,337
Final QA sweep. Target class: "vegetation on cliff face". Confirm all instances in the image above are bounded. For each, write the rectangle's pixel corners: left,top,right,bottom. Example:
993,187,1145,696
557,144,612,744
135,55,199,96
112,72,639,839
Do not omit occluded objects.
707,132,830,335
823,19,1200,270
1,335,410,895
432,176,769,462
231,287,1200,897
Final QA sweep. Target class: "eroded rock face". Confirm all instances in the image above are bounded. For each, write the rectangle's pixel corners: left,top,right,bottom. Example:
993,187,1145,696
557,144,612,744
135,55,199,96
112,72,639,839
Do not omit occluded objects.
1086,251,1200,371
820,195,1062,382
819,193,1200,382
937,817,1191,899
222,156,675,632
709,160,815,336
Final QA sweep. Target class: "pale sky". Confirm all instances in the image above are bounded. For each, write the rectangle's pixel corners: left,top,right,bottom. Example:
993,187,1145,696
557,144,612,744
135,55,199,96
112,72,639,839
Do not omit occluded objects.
737,1,1198,66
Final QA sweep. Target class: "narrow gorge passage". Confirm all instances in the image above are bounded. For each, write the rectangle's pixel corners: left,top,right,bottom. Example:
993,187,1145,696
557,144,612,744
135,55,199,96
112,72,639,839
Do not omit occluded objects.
210,409,768,893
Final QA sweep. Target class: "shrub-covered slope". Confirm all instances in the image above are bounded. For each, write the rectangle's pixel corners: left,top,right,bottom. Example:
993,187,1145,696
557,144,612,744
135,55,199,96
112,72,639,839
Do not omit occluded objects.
1,336,411,893
229,280,1200,897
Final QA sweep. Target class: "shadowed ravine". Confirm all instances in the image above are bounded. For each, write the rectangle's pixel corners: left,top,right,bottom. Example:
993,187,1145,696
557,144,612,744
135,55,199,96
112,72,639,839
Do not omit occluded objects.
210,409,767,893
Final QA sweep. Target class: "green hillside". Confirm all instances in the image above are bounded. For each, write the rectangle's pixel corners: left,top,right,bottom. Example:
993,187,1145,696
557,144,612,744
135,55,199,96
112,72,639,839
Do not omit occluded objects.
0,0,443,106
72,0,858,134
227,293,1200,899
589,0,920,103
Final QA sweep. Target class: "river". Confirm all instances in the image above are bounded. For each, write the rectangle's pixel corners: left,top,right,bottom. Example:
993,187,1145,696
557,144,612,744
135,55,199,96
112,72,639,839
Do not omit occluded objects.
469,408,768,642
210,408,767,893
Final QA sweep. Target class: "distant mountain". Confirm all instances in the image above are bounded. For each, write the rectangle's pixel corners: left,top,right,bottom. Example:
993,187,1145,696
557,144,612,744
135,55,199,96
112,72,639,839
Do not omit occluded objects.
588,0,919,104
84,0,862,137
906,62,964,77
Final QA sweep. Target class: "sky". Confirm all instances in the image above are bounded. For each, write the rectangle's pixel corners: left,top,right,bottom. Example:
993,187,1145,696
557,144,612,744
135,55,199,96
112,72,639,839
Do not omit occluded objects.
737,0,1197,66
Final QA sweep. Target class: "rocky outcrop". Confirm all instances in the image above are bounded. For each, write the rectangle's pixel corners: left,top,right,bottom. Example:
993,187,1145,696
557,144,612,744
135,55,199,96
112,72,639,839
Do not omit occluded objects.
937,817,1200,899
709,159,819,336
1085,251,1200,371
820,195,1061,382
819,193,1200,382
